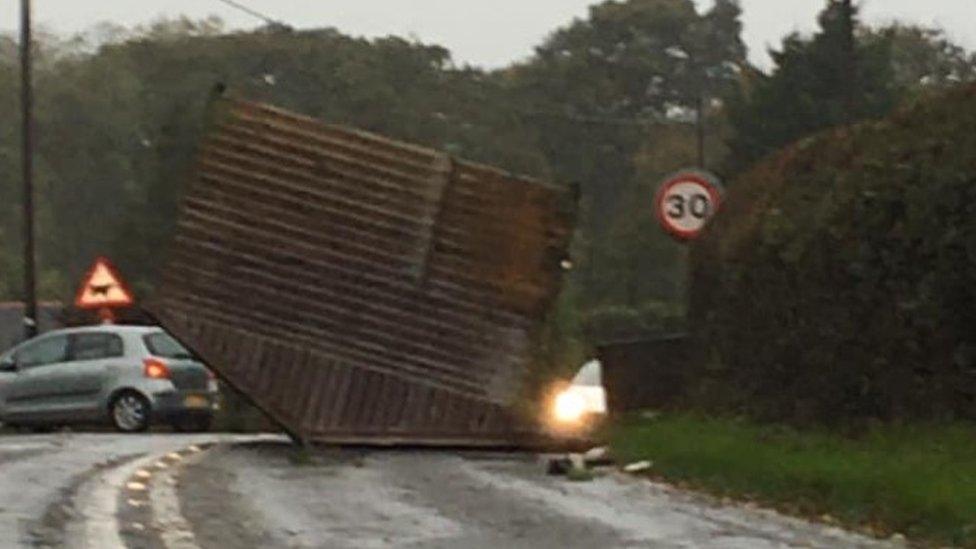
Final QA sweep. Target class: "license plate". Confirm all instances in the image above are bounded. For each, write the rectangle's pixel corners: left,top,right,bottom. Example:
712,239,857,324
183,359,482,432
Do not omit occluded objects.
184,395,209,409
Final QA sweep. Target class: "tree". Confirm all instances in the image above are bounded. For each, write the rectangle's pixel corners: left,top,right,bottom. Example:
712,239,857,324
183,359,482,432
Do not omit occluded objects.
513,0,745,206
508,0,746,312
727,1,893,171
727,1,976,174
867,24,976,91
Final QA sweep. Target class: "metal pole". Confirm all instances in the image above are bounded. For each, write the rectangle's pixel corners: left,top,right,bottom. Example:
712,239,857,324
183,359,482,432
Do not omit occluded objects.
696,93,706,169
20,0,38,340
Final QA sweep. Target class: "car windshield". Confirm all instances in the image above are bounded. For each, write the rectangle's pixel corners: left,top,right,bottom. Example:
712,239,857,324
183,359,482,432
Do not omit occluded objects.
143,332,194,360
572,360,602,387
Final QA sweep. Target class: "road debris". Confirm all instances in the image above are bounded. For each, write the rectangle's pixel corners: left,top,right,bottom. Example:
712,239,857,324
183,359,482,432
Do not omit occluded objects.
622,460,653,474
148,96,578,447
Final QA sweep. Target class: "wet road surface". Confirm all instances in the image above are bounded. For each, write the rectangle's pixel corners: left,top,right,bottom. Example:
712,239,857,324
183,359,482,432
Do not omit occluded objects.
0,433,900,549
170,442,900,549
0,432,222,548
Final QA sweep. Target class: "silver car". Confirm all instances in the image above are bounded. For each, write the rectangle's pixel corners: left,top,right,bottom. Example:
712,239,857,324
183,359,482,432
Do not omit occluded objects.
0,325,219,433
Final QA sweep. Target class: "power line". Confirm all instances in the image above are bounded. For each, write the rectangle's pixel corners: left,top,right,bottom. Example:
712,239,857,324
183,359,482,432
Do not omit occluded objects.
214,0,285,28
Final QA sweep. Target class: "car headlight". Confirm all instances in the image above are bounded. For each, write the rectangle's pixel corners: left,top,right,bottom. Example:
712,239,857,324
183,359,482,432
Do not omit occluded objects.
553,389,588,424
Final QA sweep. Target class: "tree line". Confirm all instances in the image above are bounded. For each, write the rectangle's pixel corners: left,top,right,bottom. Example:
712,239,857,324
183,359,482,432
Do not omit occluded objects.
0,0,973,364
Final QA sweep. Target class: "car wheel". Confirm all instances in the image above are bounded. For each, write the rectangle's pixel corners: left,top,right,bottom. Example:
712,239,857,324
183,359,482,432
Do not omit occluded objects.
110,392,151,433
171,415,212,433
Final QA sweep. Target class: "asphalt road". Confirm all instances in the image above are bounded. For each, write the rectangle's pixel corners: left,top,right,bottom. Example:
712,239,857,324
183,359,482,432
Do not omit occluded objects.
0,432,219,548
0,433,900,549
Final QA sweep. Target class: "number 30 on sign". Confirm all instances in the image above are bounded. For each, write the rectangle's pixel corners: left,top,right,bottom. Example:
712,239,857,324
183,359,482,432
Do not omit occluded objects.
654,170,724,241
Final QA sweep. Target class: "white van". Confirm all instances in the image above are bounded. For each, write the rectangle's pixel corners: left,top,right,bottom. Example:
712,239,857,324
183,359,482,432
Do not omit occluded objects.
551,359,608,425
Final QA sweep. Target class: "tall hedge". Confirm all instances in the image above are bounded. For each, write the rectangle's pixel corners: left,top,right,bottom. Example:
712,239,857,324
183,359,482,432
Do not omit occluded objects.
690,85,976,424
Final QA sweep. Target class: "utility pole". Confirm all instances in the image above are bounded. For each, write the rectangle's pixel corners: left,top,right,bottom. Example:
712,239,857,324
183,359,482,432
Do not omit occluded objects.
20,0,38,340
696,93,706,169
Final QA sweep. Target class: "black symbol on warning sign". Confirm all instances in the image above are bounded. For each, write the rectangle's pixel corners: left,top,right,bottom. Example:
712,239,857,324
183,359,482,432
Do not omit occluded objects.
90,284,112,297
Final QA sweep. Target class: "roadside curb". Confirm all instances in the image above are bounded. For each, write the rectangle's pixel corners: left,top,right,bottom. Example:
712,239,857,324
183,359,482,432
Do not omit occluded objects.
66,441,217,549
147,444,211,549
68,453,159,549
118,443,214,549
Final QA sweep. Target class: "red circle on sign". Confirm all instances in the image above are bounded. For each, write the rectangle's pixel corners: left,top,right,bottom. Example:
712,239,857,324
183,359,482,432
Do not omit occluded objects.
654,171,723,241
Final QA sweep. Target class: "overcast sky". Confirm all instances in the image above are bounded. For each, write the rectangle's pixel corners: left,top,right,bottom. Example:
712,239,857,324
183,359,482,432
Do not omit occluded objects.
1,1,974,69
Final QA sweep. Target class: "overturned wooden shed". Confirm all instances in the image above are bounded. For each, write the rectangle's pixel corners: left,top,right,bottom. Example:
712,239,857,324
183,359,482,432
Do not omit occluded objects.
146,95,577,446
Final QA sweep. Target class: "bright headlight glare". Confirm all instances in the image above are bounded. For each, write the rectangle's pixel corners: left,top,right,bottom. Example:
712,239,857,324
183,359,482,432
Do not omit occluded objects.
553,390,588,423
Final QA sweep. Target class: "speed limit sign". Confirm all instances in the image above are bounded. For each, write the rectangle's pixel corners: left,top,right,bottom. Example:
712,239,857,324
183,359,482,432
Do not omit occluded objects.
654,170,724,241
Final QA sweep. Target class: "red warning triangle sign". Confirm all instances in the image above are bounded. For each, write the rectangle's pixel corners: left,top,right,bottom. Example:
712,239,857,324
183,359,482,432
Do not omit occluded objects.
75,257,134,309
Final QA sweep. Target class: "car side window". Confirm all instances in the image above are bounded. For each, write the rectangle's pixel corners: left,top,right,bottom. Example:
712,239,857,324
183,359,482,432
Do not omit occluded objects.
16,335,69,369
70,333,125,362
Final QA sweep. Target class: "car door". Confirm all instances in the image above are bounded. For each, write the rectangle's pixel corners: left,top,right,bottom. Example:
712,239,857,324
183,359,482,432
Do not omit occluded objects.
62,332,127,418
2,334,70,421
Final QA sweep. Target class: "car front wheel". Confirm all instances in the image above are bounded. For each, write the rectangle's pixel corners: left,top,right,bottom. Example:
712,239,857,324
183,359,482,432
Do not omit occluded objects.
110,393,151,433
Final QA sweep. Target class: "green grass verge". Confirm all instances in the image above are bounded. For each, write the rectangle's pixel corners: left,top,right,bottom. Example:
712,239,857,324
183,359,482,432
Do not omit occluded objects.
607,414,976,547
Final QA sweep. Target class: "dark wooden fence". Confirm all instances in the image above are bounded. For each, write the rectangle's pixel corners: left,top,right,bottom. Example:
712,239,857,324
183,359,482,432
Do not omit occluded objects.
598,334,699,415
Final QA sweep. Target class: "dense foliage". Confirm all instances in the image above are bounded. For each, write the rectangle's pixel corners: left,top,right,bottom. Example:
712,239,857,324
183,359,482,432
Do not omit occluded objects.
691,84,976,424
726,1,976,173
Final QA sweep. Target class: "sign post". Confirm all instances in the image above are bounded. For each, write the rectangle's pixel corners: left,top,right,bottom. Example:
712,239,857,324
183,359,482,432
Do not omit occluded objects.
74,257,134,323
654,170,724,242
